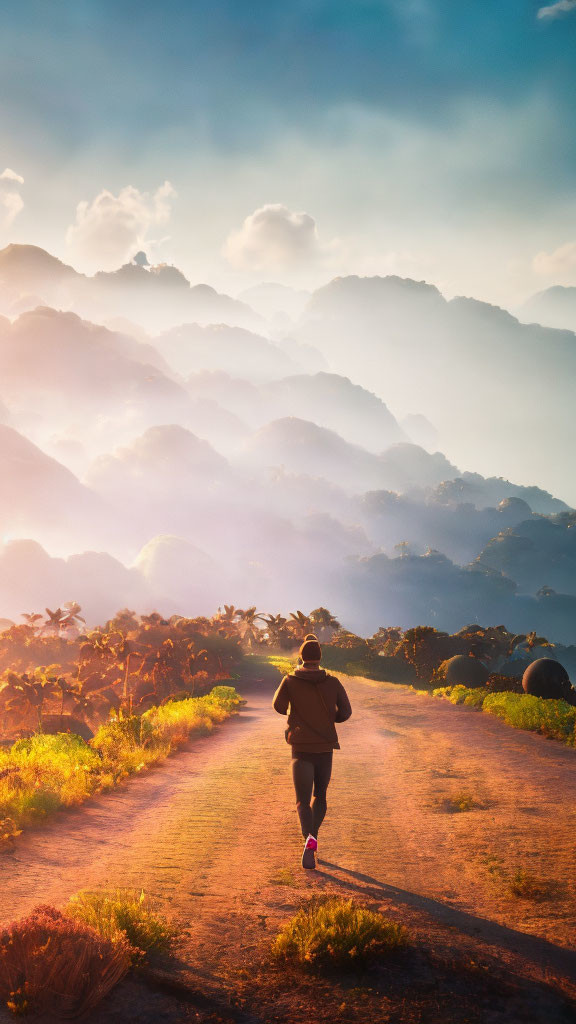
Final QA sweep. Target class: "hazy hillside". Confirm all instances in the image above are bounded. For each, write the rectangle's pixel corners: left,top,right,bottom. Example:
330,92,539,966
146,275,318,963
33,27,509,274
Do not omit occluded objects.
297,275,576,505
0,249,574,642
0,425,108,549
0,244,261,331
476,512,576,595
267,373,406,451
520,286,576,333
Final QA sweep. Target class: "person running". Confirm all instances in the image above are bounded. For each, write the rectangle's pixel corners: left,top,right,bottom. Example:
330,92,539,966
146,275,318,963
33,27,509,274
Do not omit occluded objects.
273,635,352,869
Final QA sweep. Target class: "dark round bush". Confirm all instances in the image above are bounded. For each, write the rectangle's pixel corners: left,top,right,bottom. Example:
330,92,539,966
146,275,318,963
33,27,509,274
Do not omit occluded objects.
522,658,572,701
442,655,489,687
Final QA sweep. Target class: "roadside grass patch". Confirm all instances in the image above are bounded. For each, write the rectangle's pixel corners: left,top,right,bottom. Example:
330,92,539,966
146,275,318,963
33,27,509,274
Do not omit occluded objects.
428,686,576,746
66,889,173,960
508,869,557,902
0,905,130,1017
269,867,297,887
0,687,242,841
438,791,479,813
482,692,576,744
272,896,408,969
433,685,487,709
267,655,295,677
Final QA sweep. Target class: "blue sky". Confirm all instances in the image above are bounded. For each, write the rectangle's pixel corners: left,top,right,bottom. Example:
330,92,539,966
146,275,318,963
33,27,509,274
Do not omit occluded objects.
1,1,576,301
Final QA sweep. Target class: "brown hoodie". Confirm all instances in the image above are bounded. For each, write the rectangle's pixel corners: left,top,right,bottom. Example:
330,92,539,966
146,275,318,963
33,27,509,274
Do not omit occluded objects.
273,667,352,753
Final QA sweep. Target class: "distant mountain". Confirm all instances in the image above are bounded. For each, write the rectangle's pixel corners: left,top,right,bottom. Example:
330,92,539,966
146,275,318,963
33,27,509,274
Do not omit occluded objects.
156,323,299,381
298,274,576,505
0,308,250,454
186,371,265,427
358,491,536,565
0,539,144,624
0,245,261,331
240,418,456,494
238,282,310,320
475,511,576,596
135,535,227,615
340,546,576,644
267,372,406,452
88,425,231,498
520,286,576,333
0,425,102,544
0,244,78,292
429,475,568,515
89,263,261,330
241,417,386,492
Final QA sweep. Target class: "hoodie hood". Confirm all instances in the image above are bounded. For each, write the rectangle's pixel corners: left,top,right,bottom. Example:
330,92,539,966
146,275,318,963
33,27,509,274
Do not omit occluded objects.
293,667,327,683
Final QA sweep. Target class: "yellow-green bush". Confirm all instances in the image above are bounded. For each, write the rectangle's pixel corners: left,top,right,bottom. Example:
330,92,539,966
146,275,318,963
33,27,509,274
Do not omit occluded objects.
430,684,576,745
483,691,576,744
272,896,408,968
267,655,296,677
0,687,242,840
432,685,486,708
66,889,173,960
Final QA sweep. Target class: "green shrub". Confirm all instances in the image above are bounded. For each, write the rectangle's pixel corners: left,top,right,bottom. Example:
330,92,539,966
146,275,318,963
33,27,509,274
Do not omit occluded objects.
272,896,408,968
66,889,172,960
483,691,576,744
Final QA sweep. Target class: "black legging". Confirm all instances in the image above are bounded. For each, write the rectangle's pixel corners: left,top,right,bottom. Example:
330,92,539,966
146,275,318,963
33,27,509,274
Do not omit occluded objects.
291,751,333,839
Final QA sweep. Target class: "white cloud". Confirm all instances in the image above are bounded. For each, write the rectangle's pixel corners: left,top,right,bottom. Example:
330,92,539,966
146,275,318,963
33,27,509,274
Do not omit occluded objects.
66,181,176,271
533,241,576,281
223,203,337,272
0,167,24,227
1,168,24,185
537,0,576,19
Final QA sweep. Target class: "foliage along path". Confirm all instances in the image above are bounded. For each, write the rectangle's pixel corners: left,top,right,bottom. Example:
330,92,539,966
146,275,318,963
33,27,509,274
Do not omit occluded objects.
0,675,575,1019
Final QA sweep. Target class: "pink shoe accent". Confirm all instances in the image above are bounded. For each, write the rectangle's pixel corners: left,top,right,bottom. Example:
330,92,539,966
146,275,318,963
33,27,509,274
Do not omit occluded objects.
305,835,318,851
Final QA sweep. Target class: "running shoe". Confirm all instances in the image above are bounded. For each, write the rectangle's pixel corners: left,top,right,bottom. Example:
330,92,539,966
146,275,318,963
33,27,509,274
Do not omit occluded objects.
301,834,318,870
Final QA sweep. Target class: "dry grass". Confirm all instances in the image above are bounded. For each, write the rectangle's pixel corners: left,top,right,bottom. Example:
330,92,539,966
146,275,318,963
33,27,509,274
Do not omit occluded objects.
0,905,130,1017
269,867,297,887
508,869,556,901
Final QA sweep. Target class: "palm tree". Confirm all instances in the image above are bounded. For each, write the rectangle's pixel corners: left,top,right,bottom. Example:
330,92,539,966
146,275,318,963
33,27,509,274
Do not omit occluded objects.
21,613,43,632
309,608,341,642
394,541,411,559
261,614,291,648
212,605,241,638
43,607,65,635
236,607,265,648
287,611,313,641
0,669,59,732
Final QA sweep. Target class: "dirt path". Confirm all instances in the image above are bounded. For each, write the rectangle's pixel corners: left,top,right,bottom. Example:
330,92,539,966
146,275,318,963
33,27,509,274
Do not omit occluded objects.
0,675,575,1019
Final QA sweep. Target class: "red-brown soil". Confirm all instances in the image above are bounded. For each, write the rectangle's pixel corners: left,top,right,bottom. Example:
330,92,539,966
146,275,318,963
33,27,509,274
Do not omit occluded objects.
0,675,574,1023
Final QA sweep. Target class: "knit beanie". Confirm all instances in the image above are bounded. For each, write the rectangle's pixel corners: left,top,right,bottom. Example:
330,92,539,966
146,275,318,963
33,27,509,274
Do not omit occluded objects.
299,638,322,663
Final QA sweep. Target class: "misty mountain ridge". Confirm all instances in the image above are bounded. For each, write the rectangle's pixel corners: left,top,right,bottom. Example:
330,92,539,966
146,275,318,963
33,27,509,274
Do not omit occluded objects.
0,246,575,641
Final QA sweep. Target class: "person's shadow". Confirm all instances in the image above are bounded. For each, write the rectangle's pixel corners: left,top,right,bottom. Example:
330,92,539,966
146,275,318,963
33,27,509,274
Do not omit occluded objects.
316,860,576,982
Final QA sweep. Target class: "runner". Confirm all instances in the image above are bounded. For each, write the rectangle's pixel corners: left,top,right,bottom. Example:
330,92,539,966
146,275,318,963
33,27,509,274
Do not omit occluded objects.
273,636,352,869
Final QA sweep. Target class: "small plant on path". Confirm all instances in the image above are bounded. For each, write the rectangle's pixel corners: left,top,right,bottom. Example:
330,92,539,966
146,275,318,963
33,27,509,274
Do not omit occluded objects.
66,888,173,960
438,791,479,813
269,867,297,887
508,869,555,901
272,896,408,968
